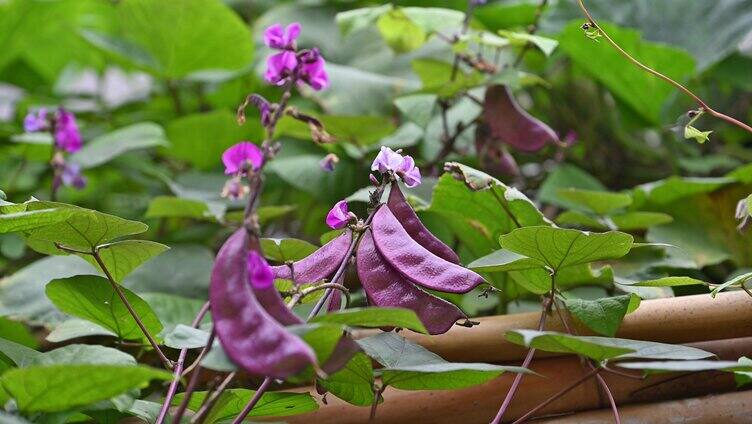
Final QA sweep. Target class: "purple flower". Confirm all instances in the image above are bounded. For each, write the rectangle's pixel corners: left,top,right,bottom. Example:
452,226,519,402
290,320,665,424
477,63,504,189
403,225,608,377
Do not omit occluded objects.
60,162,86,189
371,146,422,187
470,0,487,5
398,156,422,188
319,153,339,172
24,109,48,132
326,200,350,229
248,250,275,290
222,142,264,175
264,22,301,50
265,51,298,86
299,49,329,91
54,109,82,153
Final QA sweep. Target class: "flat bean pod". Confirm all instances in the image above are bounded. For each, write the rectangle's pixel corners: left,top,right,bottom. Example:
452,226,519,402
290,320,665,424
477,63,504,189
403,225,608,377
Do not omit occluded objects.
387,183,460,264
358,229,466,334
372,206,485,294
209,229,315,379
271,231,352,284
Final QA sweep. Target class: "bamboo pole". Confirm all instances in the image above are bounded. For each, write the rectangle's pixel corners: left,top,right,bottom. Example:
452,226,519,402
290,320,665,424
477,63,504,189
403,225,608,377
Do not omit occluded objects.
538,390,752,423
285,337,751,423
351,291,752,363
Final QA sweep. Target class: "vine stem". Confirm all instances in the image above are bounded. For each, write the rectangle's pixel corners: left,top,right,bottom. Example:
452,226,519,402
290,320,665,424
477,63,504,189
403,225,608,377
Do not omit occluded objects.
190,372,237,424
170,330,216,424
230,378,273,424
154,301,211,424
490,294,553,424
90,248,173,370
510,367,602,424
576,0,752,134
512,0,550,67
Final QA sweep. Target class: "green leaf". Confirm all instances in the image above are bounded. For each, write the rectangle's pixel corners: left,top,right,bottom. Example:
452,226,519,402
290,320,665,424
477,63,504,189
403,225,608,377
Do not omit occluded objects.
736,357,752,387
616,360,752,374
394,94,437,128
174,390,318,422
711,271,752,297
82,240,169,282
377,9,426,53
144,196,218,221
115,0,253,78
275,114,395,147
33,344,135,367
499,226,634,270
357,333,444,368
0,208,75,234
498,30,558,56
124,245,214,299
684,125,712,144
510,263,614,294
46,275,163,342
538,164,606,209
562,294,639,337
318,353,374,406
0,364,171,413
312,307,428,334
163,325,209,350
381,363,529,391
165,110,262,170
467,249,541,273
261,238,319,263
46,319,116,343
0,338,42,367
139,293,209,333
0,318,38,349
23,202,148,254
610,212,673,230
336,5,393,36
627,276,706,287
288,324,346,373
401,7,464,33
506,330,713,362
557,21,695,124
412,59,484,98
556,188,632,215
71,123,168,169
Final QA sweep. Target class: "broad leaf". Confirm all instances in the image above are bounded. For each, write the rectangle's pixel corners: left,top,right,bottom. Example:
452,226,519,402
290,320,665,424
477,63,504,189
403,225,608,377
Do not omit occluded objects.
626,276,706,287
556,188,632,215
500,226,633,270
145,196,219,221
312,307,428,334
506,330,713,362
32,344,135,366
377,9,426,53
562,294,640,337
71,123,168,169
0,364,171,413
46,275,163,342
172,389,318,422
163,325,209,350
357,332,444,368
381,363,529,391
0,338,41,367
46,319,116,343
82,240,169,282
394,94,437,128
616,360,752,374
318,353,375,406
0,208,75,234
261,238,319,263
498,30,558,56
467,249,541,273
124,245,214,299
711,271,752,297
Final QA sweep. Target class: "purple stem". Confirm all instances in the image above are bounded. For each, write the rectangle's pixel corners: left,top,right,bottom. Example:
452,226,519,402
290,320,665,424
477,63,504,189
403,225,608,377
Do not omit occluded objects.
190,372,237,424
155,301,211,424
230,377,273,424
490,295,552,424
170,330,216,424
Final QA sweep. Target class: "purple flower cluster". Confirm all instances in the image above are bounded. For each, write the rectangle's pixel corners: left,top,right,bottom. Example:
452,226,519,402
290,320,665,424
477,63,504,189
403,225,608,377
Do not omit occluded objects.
24,107,86,191
371,147,422,188
263,23,328,91
24,108,82,153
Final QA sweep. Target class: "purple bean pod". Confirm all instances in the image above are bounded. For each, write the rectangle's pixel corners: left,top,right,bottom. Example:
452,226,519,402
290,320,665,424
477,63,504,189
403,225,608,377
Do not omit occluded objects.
209,229,316,379
483,85,559,153
357,229,466,335
371,206,485,294
387,183,460,264
271,231,353,284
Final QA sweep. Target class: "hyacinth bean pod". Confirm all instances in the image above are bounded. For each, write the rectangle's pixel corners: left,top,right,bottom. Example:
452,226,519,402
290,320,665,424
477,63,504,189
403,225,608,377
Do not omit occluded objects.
371,206,485,294
357,230,466,334
387,183,460,264
483,85,559,153
271,231,352,283
253,285,303,326
209,229,316,379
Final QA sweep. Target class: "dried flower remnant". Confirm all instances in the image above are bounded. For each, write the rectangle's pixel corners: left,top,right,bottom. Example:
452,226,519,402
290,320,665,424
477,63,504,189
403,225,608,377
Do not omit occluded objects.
319,153,339,172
